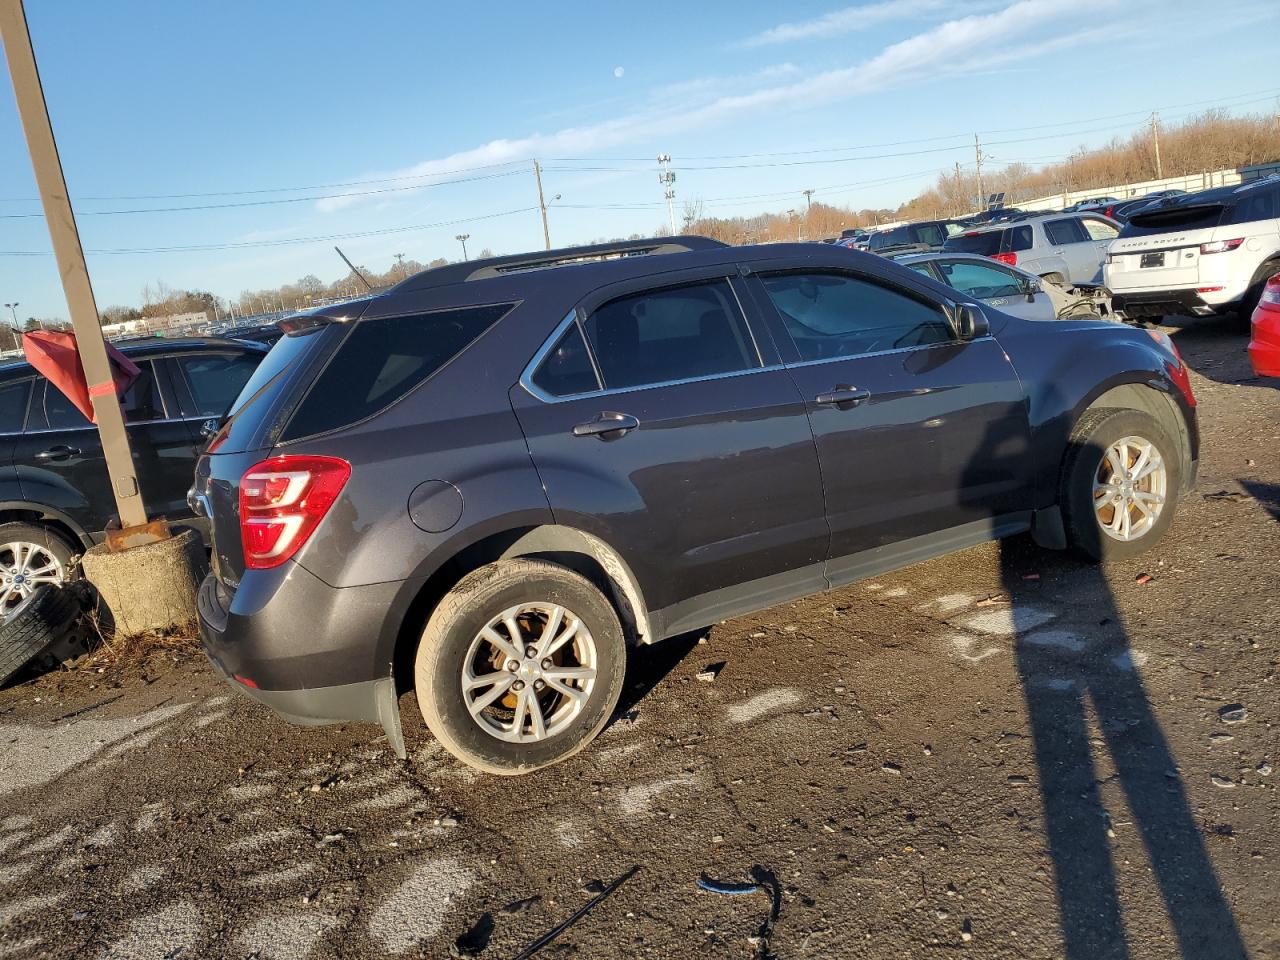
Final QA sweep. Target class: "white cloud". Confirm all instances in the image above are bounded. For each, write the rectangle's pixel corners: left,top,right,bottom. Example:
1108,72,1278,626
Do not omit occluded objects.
317,0,1108,214
740,0,967,47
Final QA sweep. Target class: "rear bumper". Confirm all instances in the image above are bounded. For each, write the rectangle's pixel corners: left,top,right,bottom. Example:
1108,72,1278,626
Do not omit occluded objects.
1111,288,1220,319
197,565,409,755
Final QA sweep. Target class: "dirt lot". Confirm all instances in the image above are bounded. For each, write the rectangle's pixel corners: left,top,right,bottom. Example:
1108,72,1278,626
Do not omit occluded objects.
0,321,1276,960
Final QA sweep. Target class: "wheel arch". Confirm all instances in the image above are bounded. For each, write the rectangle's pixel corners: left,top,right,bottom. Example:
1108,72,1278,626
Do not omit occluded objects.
385,524,652,694
0,500,93,552
1074,381,1194,491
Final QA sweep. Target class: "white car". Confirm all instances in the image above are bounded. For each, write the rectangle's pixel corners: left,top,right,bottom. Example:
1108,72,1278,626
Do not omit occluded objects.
1106,178,1280,324
893,252,1103,322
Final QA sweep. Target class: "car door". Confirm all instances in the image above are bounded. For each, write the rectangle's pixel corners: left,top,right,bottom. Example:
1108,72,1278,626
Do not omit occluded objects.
932,258,1058,321
1043,217,1097,285
169,348,266,438
1079,216,1120,281
511,271,829,637
746,265,1033,583
11,360,195,533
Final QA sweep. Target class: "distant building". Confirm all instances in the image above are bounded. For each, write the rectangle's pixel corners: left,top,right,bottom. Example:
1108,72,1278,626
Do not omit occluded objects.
102,311,208,339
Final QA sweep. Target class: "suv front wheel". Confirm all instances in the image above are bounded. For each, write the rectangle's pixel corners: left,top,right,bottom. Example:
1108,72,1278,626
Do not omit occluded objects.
414,558,627,774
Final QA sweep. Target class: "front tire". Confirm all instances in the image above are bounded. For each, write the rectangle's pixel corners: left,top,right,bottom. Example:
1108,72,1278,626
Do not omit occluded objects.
414,559,627,775
0,522,78,618
1061,408,1181,562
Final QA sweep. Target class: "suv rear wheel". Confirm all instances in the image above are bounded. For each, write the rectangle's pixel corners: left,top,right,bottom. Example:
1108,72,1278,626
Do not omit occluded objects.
414,558,627,774
0,522,78,617
1061,408,1180,561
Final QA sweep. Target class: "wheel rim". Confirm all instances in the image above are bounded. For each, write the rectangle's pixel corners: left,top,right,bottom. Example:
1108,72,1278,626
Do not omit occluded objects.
1092,435,1168,542
0,541,65,613
461,602,597,744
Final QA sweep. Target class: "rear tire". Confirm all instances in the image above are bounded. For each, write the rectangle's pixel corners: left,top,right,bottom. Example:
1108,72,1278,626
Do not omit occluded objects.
0,584,82,685
1061,408,1181,562
0,522,78,618
414,559,627,775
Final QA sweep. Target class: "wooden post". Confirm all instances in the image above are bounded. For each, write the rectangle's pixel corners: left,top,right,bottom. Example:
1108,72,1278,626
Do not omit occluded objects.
0,0,150,532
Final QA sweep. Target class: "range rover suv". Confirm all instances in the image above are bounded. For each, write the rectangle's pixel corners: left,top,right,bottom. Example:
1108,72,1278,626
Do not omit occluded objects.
192,238,1198,774
1106,178,1280,323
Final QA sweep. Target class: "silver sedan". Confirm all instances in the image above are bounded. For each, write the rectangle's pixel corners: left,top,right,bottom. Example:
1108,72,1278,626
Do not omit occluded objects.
893,251,1103,322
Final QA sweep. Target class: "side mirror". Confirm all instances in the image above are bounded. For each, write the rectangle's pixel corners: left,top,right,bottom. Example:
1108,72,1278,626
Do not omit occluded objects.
1023,278,1042,301
956,304,990,340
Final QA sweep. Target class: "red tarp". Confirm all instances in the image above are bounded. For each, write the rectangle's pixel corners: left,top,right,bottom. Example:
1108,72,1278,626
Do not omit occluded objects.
21,330,141,424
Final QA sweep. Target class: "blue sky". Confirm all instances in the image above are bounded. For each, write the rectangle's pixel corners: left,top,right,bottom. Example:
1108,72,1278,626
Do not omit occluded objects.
1,0,1276,321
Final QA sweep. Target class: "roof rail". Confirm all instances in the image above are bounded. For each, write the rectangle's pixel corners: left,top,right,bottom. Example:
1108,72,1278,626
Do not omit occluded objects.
394,236,727,291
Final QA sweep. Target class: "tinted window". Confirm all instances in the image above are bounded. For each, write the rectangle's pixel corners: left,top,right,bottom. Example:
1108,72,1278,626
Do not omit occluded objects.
1045,218,1089,244
284,303,512,440
762,272,953,361
1228,188,1275,224
936,261,1023,299
581,280,757,390
0,381,31,433
914,224,945,247
531,322,600,397
1122,203,1227,236
869,227,910,250
1081,218,1119,241
943,231,1002,256
36,360,161,429
1009,225,1034,251
177,353,262,417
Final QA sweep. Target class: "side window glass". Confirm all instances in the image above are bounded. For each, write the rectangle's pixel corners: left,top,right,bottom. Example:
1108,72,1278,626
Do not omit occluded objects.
1081,218,1119,241
937,261,1023,299
177,353,262,417
38,360,161,429
761,272,953,362
1045,218,1088,244
0,380,31,433
915,224,944,247
581,280,758,390
531,322,600,397
1009,226,1033,252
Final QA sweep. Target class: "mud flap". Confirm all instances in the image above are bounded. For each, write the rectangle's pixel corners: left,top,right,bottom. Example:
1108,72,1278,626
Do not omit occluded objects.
1031,505,1067,550
374,675,407,760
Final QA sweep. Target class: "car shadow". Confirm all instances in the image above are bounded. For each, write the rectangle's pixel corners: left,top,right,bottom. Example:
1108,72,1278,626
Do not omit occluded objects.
995,511,1248,954
1162,316,1269,389
611,629,703,722
1237,480,1280,523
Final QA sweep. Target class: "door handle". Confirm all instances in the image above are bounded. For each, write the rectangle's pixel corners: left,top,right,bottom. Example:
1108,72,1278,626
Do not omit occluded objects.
815,386,871,408
572,411,639,441
35,445,81,462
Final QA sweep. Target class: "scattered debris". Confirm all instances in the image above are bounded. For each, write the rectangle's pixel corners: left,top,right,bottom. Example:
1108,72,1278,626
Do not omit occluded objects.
1203,490,1249,503
975,595,1008,607
881,762,902,775
578,879,605,896
511,865,639,960
696,867,780,960
697,662,726,683
1135,573,1154,585
1258,761,1273,777
1021,573,1041,581
1211,774,1237,789
961,918,973,942
1218,704,1249,725
696,875,764,896
499,896,541,916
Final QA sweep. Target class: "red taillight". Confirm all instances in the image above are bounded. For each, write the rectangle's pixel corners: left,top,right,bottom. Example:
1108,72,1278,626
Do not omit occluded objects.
1200,238,1243,254
1258,274,1280,312
1195,286,1225,294
991,252,1018,266
239,455,350,569
1104,205,1115,217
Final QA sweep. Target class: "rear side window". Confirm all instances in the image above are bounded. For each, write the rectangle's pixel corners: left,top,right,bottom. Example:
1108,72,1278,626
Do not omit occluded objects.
1228,188,1275,224
914,224,945,247
1045,218,1089,244
530,322,600,397
869,227,909,250
35,360,162,429
0,380,31,433
581,280,758,390
1009,225,1033,251
283,303,512,440
177,353,262,418
1081,218,1119,241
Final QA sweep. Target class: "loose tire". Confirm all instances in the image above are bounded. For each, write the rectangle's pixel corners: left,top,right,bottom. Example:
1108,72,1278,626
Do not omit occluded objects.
414,559,627,775
1061,408,1181,562
0,584,82,685
0,522,78,617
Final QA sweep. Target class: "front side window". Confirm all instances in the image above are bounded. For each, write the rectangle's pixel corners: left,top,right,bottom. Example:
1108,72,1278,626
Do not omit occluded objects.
580,280,758,390
177,353,262,417
37,360,162,429
1081,218,1119,241
1044,218,1089,245
936,261,1024,299
761,272,953,362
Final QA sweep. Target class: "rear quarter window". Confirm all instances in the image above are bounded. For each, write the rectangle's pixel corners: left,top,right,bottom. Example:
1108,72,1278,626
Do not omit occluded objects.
0,380,31,433
283,302,513,440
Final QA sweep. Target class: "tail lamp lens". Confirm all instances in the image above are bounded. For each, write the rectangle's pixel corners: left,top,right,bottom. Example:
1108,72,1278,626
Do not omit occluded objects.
1199,238,1244,254
239,455,350,569
991,252,1018,266
1260,274,1280,311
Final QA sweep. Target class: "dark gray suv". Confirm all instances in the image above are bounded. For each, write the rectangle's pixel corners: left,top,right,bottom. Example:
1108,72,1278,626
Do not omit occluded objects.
193,237,1198,774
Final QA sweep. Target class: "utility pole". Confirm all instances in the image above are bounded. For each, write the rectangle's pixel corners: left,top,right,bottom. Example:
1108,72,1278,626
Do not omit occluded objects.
533,160,552,250
802,188,814,211
0,0,148,529
455,233,470,261
974,134,986,211
657,154,677,235
1151,111,1163,179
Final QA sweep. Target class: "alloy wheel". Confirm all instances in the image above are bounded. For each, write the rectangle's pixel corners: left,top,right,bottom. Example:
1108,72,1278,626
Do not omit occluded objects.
1092,435,1168,542
0,541,66,614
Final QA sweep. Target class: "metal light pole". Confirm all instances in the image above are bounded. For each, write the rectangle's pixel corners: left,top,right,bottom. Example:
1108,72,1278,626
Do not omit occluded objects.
455,233,470,260
0,0,149,530
2,302,16,325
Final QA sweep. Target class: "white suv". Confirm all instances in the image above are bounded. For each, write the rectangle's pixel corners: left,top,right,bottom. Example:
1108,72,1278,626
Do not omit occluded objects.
1106,178,1280,323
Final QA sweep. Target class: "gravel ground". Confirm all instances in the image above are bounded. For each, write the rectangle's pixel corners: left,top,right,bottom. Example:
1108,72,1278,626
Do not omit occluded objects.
0,321,1276,960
